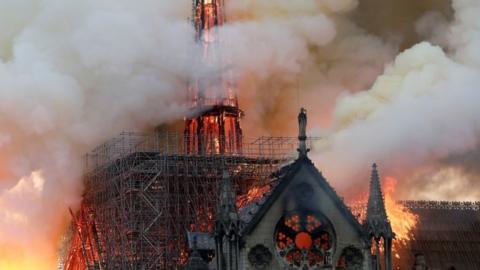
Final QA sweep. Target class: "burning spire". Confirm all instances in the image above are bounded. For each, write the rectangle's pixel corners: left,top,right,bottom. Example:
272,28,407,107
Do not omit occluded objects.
185,0,243,155
365,163,394,270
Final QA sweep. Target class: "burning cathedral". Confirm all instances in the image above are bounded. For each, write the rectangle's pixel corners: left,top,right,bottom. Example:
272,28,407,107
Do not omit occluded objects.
63,1,480,270
189,108,395,270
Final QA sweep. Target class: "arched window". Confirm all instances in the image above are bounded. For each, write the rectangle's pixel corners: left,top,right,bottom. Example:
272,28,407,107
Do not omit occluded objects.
274,211,335,268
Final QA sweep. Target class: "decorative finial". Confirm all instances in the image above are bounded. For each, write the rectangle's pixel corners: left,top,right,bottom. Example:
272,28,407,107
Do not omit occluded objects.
297,108,310,158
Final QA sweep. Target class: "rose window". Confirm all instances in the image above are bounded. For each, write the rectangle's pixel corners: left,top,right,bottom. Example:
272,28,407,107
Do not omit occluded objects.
274,213,334,268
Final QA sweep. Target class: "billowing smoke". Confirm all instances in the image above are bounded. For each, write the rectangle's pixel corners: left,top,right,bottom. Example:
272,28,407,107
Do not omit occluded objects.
314,0,480,201
0,0,478,268
0,0,193,268
221,0,399,135
218,0,479,202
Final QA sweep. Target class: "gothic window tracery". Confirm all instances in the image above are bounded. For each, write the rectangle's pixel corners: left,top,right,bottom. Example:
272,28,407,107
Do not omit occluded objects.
274,212,335,269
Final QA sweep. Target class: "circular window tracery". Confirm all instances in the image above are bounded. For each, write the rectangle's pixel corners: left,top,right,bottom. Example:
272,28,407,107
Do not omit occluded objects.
274,212,334,268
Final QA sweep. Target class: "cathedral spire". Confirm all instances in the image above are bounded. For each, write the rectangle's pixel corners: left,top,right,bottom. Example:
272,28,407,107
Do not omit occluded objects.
297,108,310,158
365,163,393,239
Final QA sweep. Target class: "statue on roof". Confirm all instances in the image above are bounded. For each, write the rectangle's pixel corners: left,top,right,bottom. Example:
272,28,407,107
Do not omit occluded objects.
297,108,310,158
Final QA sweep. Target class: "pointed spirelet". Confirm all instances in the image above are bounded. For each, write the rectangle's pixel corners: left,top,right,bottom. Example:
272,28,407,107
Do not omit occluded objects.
365,163,393,239
297,108,310,158
218,170,239,223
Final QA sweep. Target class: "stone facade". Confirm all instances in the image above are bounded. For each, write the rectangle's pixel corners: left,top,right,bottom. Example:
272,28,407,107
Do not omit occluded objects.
188,109,393,270
239,162,371,269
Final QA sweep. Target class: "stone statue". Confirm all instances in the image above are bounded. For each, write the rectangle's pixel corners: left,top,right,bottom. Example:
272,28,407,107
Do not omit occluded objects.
297,108,309,157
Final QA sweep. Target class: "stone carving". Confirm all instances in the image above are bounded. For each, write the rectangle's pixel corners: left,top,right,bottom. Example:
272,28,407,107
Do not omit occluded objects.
248,244,272,269
337,246,363,270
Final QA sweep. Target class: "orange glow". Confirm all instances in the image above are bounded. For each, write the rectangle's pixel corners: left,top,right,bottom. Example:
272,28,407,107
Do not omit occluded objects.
236,185,270,208
0,172,66,270
0,246,56,270
347,176,419,260
384,177,419,245
0,259,52,270
295,232,313,249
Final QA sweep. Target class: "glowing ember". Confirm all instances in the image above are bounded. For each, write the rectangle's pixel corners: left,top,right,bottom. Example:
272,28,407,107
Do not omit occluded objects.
236,185,271,208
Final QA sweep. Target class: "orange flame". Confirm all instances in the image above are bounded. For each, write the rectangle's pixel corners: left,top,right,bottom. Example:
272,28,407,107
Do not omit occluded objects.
347,176,419,261
384,177,419,244
237,185,270,208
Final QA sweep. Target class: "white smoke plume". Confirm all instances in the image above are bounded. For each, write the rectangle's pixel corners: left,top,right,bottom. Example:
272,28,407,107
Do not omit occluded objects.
0,0,193,268
314,0,480,201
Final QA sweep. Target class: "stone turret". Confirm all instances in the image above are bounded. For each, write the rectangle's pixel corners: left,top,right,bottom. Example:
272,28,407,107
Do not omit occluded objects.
365,163,394,270
365,164,393,239
218,171,239,224
215,171,241,270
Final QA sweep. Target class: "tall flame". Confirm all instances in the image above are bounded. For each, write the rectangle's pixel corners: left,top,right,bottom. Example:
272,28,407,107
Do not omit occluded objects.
347,176,419,261
384,177,419,244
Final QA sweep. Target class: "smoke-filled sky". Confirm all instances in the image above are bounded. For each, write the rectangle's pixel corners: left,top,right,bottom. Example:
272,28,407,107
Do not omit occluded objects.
0,0,478,268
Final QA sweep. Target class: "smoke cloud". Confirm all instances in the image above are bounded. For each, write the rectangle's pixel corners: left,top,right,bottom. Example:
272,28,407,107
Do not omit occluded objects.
0,0,478,268
218,0,479,203
0,0,193,268
222,0,399,135
313,0,480,201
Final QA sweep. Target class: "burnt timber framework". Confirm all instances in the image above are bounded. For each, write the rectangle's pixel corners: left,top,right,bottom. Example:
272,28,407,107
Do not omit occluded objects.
64,132,308,270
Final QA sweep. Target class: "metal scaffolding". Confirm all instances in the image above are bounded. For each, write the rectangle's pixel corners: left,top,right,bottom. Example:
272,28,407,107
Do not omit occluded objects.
64,132,314,270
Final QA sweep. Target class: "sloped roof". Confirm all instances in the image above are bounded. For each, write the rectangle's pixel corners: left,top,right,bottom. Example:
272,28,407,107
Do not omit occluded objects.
402,201,480,270
396,201,480,270
240,157,364,236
